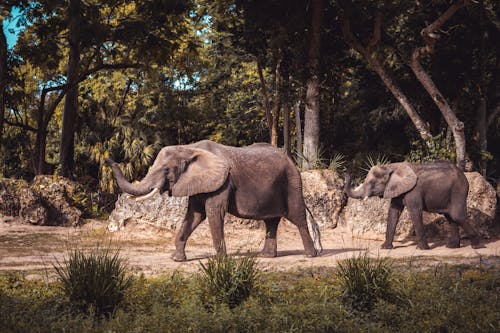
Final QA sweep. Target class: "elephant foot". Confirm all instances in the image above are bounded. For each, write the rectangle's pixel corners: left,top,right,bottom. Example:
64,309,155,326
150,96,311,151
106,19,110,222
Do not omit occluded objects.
259,251,277,258
470,237,483,249
381,242,393,249
171,252,187,262
471,241,484,249
416,242,430,250
446,240,460,249
304,249,319,258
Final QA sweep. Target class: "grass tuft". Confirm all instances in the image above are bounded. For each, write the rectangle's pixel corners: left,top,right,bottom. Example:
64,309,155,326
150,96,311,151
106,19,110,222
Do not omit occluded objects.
53,245,133,318
335,253,396,311
198,254,260,310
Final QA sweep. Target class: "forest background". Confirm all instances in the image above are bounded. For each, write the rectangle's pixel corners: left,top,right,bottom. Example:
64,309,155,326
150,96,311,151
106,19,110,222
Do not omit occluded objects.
0,0,498,201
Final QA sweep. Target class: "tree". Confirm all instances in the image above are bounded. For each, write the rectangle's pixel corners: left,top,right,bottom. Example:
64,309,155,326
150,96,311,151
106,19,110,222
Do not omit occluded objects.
59,0,81,178
0,17,6,145
340,2,432,143
409,0,468,170
302,0,324,170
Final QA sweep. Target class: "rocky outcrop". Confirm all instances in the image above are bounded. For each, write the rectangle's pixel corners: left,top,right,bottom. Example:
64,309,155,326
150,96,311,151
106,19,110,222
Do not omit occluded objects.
107,170,347,231
340,172,498,240
301,170,347,228
108,194,188,231
0,176,90,226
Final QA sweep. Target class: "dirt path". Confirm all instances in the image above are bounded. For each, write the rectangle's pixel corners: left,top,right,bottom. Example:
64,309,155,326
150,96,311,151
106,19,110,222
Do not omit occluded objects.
1,219,499,277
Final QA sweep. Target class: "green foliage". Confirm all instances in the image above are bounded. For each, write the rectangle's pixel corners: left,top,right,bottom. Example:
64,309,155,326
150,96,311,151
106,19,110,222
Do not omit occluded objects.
53,246,133,318
1,263,500,332
328,153,347,173
293,145,329,171
198,254,260,310
335,253,398,311
361,153,391,173
407,131,456,163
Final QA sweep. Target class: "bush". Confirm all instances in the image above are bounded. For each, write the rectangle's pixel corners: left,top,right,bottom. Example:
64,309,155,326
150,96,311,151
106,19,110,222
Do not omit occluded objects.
198,254,260,310
335,253,396,311
54,246,133,318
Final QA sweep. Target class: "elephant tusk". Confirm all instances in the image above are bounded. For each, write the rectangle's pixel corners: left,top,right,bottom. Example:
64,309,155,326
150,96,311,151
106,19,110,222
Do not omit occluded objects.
127,188,160,202
354,184,363,191
363,196,369,201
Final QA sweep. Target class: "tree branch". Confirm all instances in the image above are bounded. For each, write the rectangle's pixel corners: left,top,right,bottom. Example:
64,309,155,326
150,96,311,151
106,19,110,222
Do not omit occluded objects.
4,118,36,132
367,11,382,53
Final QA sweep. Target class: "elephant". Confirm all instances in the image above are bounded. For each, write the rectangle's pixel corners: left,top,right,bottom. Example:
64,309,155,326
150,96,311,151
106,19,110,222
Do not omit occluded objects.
105,140,322,261
344,161,481,250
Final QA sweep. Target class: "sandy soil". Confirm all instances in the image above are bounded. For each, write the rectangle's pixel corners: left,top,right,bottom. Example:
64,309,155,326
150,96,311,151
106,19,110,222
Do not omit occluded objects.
1,219,499,278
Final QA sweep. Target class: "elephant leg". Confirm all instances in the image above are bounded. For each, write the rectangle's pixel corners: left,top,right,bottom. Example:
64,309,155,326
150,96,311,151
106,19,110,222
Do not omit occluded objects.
381,199,403,249
205,203,227,257
448,202,482,249
260,218,280,258
407,206,429,250
172,200,206,262
444,214,460,248
286,210,317,258
453,216,481,249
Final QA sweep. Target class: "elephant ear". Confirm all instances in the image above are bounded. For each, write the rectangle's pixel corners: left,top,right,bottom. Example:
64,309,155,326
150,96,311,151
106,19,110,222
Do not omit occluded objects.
171,148,230,197
383,162,417,199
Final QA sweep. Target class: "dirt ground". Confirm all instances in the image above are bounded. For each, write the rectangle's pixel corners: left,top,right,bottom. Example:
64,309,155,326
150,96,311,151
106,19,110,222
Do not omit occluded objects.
1,219,499,278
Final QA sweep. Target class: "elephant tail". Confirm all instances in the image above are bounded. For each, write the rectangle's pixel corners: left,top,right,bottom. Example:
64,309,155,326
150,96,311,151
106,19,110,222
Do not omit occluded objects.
306,205,323,255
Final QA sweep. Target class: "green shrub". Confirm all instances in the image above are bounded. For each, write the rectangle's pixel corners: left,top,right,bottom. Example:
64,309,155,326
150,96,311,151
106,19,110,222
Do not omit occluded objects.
198,254,260,310
407,131,456,163
328,153,347,173
335,253,396,311
361,153,391,173
54,246,133,318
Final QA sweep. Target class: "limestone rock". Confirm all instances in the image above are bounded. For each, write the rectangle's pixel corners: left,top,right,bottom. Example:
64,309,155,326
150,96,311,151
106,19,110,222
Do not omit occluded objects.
340,172,497,240
108,193,188,231
301,169,347,228
18,186,48,225
0,179,23,217
0,176,88,226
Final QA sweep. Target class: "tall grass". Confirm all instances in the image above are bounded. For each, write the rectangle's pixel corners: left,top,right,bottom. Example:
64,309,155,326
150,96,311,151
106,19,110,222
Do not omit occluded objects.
335,253,396,311
54,246,133,318
198,254,260,310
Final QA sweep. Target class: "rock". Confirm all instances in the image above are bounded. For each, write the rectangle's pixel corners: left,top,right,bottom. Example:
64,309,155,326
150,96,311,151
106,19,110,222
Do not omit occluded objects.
465,172,497,237
108,193,188,231
18,186,48,225
107,170,347,231
340,172,498,240
301,169,347,228
31,176,88,227
0,179,23,217
0,176,88,226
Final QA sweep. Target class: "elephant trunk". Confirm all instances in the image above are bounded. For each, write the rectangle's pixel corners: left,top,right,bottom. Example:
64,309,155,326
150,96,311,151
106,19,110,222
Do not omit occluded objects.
105,158,157,197
344,173,365,199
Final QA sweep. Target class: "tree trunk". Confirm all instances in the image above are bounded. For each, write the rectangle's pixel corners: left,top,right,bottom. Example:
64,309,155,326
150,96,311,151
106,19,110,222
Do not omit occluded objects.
366,55,431,141
410,0,468,170
303,0,323,170
474,0,488,175
34,90,65,174
271,50,282,147
59,0,81,178
282,71,291,156
410,54,466,170
340,9,432,142
294,100,302,168
257,56,273,142
0,19,7,146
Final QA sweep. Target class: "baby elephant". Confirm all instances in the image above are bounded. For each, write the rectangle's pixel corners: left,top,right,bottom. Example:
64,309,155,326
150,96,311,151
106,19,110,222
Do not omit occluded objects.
345,161,481,250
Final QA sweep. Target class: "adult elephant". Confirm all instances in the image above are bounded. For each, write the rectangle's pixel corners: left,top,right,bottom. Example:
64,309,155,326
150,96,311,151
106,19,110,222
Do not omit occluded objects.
105,140,322,261
344,161,481,250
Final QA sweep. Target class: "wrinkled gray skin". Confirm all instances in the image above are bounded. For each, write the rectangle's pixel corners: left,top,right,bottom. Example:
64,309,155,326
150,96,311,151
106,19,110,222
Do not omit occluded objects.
345,161,481,250
105,140,322,261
